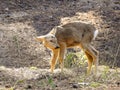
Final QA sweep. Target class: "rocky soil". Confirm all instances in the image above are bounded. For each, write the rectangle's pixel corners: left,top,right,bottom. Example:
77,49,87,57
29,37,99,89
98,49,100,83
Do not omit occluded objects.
0,0,120,90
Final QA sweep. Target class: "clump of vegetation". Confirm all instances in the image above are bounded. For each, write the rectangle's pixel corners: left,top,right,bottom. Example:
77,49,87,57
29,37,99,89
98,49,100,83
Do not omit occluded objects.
47,76,56,89
64,51,87,68
90,82,101,88
38,75,56,89
10,80,24,90
12,35,21,57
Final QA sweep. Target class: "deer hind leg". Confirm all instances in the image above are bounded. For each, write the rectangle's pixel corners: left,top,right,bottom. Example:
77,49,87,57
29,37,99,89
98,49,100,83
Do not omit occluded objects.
85,45,99,75
58,43,66,72
84,51,93,75
50,49,59,73
80,44,99,75
89,45,99,74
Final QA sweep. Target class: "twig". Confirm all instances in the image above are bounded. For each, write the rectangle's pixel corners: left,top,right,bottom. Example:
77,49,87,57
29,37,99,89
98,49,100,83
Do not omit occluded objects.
112,44,120,68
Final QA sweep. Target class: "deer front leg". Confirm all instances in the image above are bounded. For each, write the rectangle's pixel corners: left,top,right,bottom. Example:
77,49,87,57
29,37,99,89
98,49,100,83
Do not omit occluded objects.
50,49,59,73
58,43,66,72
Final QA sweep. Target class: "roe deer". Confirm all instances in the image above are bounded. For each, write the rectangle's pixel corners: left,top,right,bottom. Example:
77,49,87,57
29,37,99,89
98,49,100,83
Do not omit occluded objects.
36,21,99,75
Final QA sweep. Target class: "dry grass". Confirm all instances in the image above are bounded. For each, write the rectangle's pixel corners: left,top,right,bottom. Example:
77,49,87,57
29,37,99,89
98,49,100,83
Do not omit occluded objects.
0,0,119,89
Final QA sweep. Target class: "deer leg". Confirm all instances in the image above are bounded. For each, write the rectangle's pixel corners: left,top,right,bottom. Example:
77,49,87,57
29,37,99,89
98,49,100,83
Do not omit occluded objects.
89,45,99,74
84,51,93,75
50,49,59,73
80,44,98,75
58,43,66,72
85,45,99,75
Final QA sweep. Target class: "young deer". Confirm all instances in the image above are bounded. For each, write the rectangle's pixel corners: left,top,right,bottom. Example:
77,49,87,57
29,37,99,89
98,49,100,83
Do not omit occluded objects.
36,21,99,75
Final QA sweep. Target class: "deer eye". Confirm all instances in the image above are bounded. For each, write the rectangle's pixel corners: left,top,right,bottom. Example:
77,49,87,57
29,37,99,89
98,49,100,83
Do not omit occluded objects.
50,40,53,42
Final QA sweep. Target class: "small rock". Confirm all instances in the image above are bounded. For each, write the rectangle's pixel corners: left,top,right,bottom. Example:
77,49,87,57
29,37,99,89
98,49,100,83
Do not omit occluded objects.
5,84,11,88
25,84,32,89
72,84,79,88
5,8,9,11
116,82,120,87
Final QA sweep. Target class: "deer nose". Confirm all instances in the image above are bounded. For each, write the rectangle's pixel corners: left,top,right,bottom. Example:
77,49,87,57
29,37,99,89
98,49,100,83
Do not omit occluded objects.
55,46,60,49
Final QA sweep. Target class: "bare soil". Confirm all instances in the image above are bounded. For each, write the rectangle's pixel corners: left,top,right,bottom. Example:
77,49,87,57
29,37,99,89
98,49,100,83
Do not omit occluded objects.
0,0,120,90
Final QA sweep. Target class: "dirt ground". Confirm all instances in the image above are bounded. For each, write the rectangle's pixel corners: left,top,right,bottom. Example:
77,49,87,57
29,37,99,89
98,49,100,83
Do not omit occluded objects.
0,0,120,90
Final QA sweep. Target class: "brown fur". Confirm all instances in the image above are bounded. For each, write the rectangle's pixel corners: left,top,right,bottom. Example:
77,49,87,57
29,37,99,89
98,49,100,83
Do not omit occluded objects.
36,21,99,75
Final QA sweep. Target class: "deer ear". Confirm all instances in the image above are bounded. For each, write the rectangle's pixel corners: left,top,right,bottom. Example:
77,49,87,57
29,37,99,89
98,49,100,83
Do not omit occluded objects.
35,36,45,42
50,26,63,34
